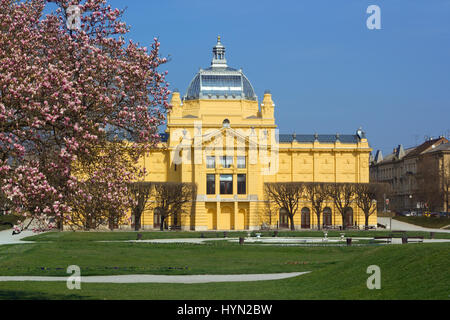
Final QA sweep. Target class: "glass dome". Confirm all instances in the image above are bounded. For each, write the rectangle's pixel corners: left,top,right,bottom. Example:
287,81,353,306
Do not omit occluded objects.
184,37,257,101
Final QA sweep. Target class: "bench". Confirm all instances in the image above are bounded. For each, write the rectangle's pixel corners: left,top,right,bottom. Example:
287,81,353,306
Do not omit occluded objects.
373,236,392,243
168,225,181,231
404,236,424,243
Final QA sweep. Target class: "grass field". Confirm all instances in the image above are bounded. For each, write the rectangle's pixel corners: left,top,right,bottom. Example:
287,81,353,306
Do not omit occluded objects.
0,235,449,300
22,229,450,241
394,216,450,229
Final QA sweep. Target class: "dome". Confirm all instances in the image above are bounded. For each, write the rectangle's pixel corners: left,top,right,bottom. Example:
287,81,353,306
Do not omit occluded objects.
184,37,257,101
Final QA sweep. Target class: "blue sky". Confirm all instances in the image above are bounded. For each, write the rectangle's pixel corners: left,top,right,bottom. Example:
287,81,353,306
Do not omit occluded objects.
51,0,450,155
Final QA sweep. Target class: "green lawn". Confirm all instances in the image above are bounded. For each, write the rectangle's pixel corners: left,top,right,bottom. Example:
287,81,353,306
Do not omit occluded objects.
0,239,449,300
23,229,450,242
394,216,450,229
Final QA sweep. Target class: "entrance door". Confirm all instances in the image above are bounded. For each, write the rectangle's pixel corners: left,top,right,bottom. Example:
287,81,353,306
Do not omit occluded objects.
301,207,311,229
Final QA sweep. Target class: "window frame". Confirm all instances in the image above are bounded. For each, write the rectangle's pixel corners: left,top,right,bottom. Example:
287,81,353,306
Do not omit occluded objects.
206,156,216,169
220,174,233,195
237,174,246,195
237,156,246,169
206,174,216,195
220,156,233,169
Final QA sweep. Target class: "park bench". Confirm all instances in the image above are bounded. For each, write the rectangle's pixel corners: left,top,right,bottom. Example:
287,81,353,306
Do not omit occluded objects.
373,236,392,243
168,225,181,231
404,236,424,243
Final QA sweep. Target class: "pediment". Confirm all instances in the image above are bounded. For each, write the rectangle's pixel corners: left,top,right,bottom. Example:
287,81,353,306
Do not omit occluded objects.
193,127,259,149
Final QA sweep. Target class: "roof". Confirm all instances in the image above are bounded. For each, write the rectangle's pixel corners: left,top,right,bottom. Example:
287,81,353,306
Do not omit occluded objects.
423,141,450,154
279,134,359,144
404,137,448,158
372,137,449,165
183,38,257,101
157,133,361,144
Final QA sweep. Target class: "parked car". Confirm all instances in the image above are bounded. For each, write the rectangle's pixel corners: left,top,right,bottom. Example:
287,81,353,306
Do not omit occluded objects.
399,211,413,217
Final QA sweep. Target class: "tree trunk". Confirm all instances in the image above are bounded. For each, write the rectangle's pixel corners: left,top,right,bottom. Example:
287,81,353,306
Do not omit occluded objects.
365,214,369,230
134,211,141,231
342,214,346,230
109,216,114,231
160,216,165,231
58,216,64,231
316,214,321,230
289,214,295,231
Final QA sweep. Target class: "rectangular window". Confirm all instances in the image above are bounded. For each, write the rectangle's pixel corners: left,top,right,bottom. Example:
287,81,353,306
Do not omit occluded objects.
237,156,246,169
220,174,233,195
220,156,233,168
207,174,216,195
237,174,246,195
206,156,216,169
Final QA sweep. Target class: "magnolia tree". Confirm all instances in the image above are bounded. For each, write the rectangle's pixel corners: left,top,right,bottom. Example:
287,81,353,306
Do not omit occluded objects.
0,0,170,232
68,141,145,231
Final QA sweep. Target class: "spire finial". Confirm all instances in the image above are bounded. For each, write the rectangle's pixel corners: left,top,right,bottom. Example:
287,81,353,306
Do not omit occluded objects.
211,36,227,68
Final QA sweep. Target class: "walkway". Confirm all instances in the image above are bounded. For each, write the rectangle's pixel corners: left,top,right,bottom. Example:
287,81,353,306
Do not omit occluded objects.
378,217,450,233
0,272,310,284
0,229,37,245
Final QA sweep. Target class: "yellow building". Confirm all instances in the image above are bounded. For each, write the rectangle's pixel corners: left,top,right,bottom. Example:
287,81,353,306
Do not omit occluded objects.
138,37,374,231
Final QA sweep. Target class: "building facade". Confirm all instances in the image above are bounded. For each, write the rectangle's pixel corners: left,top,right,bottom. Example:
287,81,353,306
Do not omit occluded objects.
137,37,374,231
370,137,449,213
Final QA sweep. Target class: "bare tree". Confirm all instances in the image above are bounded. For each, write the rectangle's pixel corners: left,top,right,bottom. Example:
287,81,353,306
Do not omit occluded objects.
354,183,386,229
304,182,329,230
264,182,304,230
152,182,197,231
262,200,278,229
327,183,356,230
129,182,154,231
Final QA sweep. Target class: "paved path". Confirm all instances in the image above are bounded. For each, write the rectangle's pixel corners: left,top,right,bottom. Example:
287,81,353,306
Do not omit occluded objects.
0,272,310,284
378,217,450,233
0,229,37,245
99,238,227,244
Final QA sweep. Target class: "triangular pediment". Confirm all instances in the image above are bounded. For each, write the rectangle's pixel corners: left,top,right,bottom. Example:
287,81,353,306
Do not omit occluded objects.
193,127,260,149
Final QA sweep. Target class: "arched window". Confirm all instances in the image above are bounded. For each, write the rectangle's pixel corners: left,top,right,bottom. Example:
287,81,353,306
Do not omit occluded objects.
344,207,353,227
222,119,230,128
301,207,311,229
323,207,332,226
